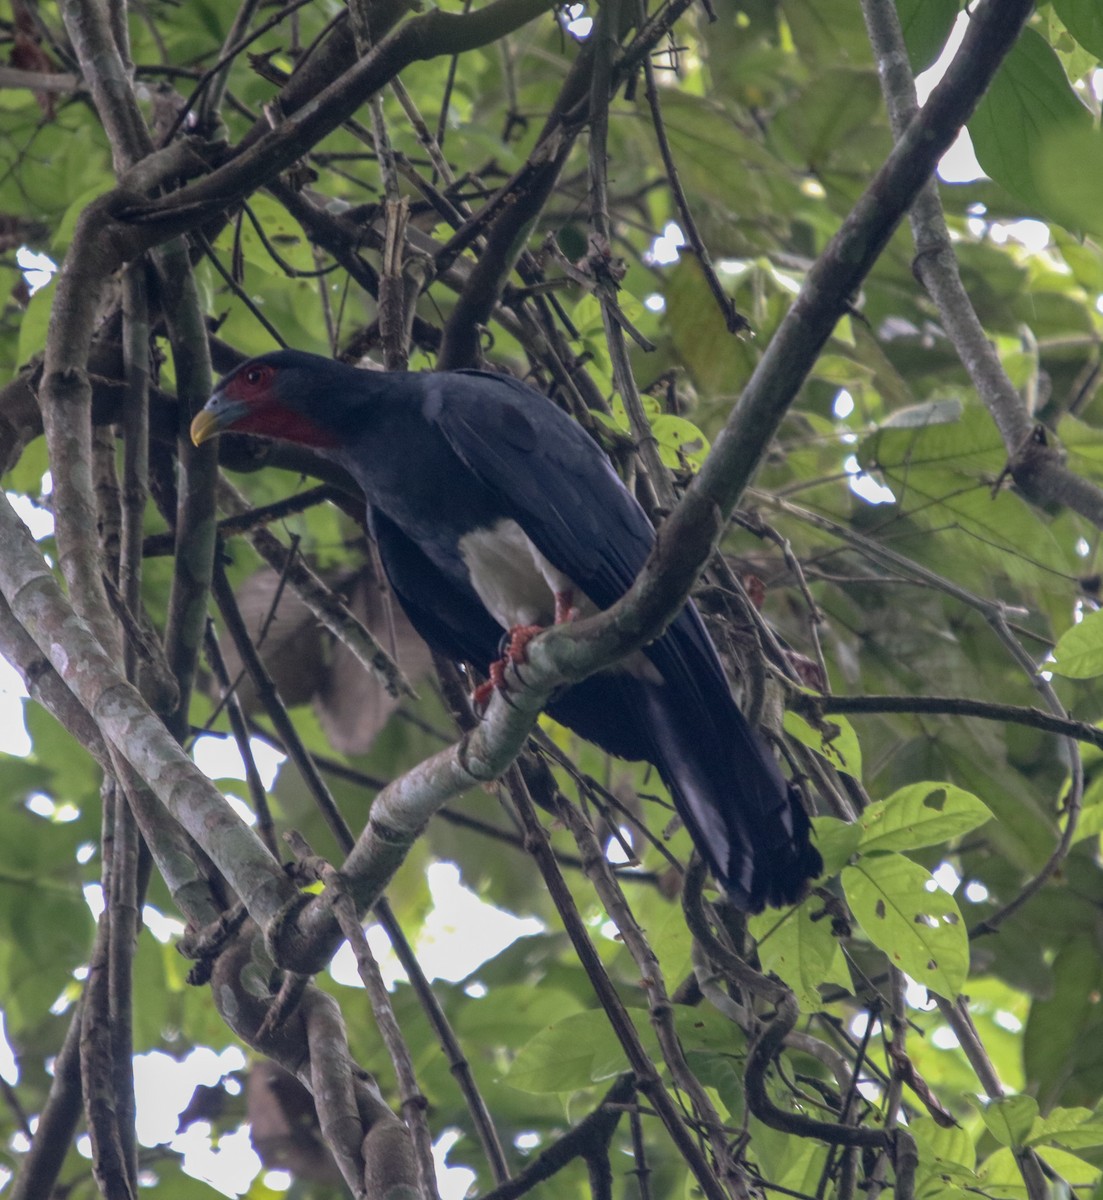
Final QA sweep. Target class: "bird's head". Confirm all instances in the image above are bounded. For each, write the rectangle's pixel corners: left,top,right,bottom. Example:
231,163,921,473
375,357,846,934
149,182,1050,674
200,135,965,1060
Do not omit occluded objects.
191,351,344,450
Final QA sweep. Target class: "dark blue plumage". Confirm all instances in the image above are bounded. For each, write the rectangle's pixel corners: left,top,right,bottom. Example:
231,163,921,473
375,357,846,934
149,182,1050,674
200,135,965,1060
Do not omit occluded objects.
193,350,822,910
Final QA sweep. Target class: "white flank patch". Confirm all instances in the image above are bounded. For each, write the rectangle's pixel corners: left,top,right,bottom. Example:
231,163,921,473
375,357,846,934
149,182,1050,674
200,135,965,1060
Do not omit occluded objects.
458,519,661,682
459,519,590,629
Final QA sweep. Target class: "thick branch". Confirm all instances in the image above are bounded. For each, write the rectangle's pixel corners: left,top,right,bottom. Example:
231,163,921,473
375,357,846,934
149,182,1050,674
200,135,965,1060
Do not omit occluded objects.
0,492,293,930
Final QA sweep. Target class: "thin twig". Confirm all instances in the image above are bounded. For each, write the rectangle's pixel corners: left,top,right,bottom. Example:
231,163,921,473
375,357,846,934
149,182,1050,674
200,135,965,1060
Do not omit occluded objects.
811,693,1103,752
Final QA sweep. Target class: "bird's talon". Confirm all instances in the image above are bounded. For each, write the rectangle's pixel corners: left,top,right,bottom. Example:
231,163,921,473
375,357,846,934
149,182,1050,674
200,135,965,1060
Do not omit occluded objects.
473,624,543,711
472,659,509,713
505,623,543,663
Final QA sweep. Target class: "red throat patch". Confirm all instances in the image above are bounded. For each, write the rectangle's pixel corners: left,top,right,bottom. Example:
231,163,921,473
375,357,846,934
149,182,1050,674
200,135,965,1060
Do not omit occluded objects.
232,403,340,449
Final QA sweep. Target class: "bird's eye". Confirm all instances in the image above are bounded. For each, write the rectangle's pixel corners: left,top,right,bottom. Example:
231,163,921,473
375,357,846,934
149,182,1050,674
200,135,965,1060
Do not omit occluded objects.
244,366,264,386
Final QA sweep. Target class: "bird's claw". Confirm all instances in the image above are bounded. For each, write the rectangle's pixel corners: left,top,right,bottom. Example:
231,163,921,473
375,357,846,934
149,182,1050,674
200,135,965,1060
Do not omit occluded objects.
472,623,543,714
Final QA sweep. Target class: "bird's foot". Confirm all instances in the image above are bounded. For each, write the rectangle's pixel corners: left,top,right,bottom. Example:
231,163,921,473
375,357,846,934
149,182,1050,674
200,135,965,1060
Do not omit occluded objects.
472,623,544,712
505,623,543,662
471,660,506,711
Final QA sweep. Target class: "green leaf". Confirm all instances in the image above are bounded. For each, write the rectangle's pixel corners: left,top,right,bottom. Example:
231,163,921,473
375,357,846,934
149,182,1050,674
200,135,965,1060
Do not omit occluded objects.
858,404,1075,590
506,1009,654,1093
910,1114,977,1188
811,816,863,877
1029,1106,1103,1150
979,1146,1100,1200
779,0,874,66
784,710,863,777
748,902,849,1010
879,395,963,428
651,414,710,471
1023,937,1103,1108
456,985,585,1046
771,68,884,170
895,0,960,72
213,193,317,276
17,286,53,368
969,29,1103,236
1051,609,1103,678
677,1005,749,1120
842,854,968,996
666,255,756,396
1052,0,1103,58
775,1139,831,1196
858,782,993,852
1066,779,1103,845
982,1095,1039,1148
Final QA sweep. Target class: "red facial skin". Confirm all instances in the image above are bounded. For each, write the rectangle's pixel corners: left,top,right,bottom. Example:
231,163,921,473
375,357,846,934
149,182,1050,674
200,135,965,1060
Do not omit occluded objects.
219,362,340,449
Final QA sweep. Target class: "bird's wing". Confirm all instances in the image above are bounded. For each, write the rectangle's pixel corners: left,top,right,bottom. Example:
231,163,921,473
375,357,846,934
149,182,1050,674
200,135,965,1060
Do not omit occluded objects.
370,506,504,667
427,371,730,681
424,372,818,909
424,370,654,611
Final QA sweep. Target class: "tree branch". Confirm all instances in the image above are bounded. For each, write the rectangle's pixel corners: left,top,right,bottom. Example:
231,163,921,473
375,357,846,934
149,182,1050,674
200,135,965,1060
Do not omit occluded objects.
860,0,1103,529
811,693,1103,752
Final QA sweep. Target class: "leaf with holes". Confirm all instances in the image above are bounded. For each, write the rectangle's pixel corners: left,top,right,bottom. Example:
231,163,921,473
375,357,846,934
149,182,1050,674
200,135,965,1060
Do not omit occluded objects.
858,782,993,852
1052,0,1103,62
842,854,967,996
784,710,862,778
651,414,710,472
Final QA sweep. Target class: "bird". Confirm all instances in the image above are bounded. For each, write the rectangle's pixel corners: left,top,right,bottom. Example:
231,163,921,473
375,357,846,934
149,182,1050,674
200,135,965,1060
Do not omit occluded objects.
191,350,822,911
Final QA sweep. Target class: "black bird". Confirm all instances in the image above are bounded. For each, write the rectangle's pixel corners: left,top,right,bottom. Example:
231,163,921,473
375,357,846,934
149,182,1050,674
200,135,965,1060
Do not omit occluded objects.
191,350,822,910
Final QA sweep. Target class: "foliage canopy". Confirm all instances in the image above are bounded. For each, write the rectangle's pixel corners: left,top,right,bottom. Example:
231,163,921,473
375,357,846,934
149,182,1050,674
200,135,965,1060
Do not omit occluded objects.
3,0,1103,1198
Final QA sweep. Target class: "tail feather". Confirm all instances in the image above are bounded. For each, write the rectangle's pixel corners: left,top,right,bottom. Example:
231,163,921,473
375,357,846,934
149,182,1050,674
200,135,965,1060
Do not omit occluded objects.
638,683,822,911
550,671,822,911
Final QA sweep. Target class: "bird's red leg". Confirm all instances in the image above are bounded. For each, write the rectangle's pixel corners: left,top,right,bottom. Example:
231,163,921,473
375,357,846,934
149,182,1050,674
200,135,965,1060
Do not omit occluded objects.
472,627,541,712
554,589,579,625
471,660,507,710
473,592,579,711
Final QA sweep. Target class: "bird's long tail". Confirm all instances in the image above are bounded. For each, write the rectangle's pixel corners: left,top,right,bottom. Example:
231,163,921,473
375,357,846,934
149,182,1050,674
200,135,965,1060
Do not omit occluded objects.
637,683,822,912
548,670,822,911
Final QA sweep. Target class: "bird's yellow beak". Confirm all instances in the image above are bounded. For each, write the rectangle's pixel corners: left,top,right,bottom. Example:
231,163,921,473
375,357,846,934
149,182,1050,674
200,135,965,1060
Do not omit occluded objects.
190,408,221,447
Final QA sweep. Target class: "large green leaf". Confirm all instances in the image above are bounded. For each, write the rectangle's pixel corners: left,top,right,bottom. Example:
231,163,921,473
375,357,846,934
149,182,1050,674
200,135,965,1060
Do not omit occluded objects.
1024,936,1103,1108
857,782,993,852
842,854,968,996
784,709,863,778
910,1114,977,1190
748,902,850,1010
857,403,1076,588
1051,609,1103,678
978,1146,1100,1200
1029,1105,1103,1151
506,1009,656,1093
982,1095,1039,1149
969,28,1103,235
